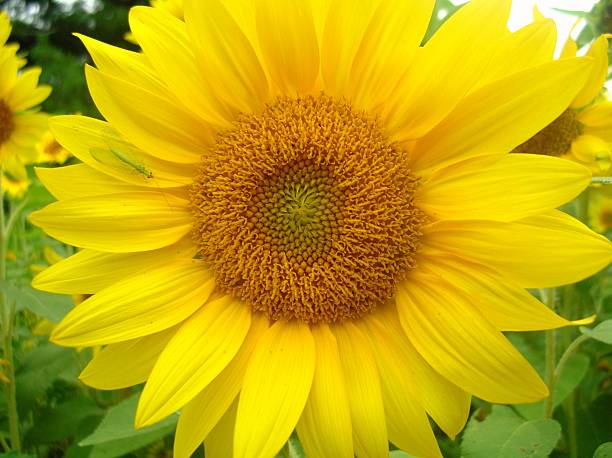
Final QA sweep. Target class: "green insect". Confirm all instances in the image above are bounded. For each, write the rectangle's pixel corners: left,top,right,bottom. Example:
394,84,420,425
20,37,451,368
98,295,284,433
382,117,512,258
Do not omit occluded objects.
90,146,155,180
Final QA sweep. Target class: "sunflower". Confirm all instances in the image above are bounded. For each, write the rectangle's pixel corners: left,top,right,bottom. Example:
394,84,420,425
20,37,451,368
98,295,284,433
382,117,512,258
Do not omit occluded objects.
35,129,71,164
1,171,29,199
30,1,612,457
513,28,612,175
0,11,51,180
588,186,612,233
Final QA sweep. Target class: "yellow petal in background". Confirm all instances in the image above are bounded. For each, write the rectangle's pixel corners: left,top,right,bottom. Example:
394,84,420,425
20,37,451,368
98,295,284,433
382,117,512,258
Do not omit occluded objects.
571,35,609,109
136,296,251,427
29,191,192,253
174,314,268,458
79,326,177,389
424,210,612,288
397,275,549,404
333,322,388,458
255,0,319,95
409,57,592,174
418,154,590,222
296,325,353,458
50,260,214,346
234,321,315,458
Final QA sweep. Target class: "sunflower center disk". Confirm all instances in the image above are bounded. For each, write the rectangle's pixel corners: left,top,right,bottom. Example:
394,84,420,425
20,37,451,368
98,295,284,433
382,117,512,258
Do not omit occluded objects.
190,94,425,324
0,100,14,145
513,108,582,156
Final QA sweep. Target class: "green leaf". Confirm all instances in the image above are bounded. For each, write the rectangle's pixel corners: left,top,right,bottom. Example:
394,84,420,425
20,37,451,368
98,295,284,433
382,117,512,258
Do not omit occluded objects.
79,393,176,446
499,419,561,458
25,396,103,445
594,443,612,458
462,405,561,458
0,280,73,322
389,452,417,457
581,320,612,344
16,344,81,410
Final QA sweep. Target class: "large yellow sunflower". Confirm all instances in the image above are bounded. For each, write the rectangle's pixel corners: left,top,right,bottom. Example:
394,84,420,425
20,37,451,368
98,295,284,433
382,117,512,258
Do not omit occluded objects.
0,12,51,179
30,1,612,457
513,28,612,175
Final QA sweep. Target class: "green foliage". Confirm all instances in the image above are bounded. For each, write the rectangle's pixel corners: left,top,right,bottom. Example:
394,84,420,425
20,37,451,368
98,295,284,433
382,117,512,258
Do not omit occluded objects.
462,406,561,458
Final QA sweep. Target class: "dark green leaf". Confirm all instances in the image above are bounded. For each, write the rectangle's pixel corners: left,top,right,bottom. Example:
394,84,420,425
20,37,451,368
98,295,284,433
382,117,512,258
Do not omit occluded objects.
25,396,103,445
16,343,81,410
581,320,612,344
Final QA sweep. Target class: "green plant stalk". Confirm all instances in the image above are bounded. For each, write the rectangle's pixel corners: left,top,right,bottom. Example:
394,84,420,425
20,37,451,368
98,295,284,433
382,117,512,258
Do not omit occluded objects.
0,174,21,452
543,288,557,419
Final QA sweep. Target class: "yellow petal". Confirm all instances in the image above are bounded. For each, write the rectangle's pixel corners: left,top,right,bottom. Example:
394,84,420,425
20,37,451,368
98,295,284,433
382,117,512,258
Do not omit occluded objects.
320,0,378,96
174,314,268,458
204,398,239,458
384,0,511,139
419,254,594,331
136,296,251,427
570,134,611,164
7,67,51,111
184,0,268,113
347,0,433,111
296,325,353,458
50,116,196,187
397,274,549,404
333,322,388,458
234,321,315,458
79,326,177,389
29,191,191,253
561,36,578,59
472,20,556,91
579,101,612,142
572,35,608,108
36,164,145,200
50,260,214,346
77,34,167,96
408,57,593,174
424,210,612,288
365,308,471,439
33,238,196,294
361,315,442,458
417,154,590,222
129,6,232,127
86,66,212,165
255,0,319,94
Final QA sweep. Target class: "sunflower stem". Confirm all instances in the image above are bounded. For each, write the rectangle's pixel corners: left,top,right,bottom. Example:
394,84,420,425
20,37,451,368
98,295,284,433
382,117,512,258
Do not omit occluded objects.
543,288,557,419
590,176,612,184
0,173,21,452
